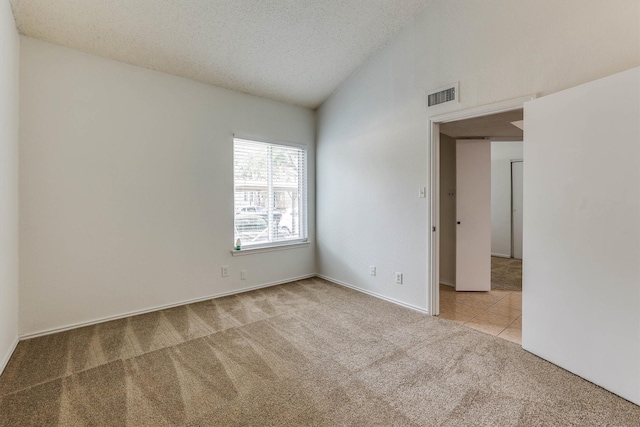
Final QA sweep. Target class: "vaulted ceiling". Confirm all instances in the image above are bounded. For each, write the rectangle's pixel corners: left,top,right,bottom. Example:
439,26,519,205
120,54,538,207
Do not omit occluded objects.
10,0,431,108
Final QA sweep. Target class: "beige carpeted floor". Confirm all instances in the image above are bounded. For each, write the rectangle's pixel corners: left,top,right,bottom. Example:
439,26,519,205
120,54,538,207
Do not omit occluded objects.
491,257,523,291
1,278,638,426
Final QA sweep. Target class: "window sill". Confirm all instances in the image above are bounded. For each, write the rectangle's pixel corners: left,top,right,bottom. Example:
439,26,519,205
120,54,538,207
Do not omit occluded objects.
230,241,311,256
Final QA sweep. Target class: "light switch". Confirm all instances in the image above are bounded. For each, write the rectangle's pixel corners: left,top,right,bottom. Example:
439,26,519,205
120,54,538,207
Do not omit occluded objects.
419,187,427,198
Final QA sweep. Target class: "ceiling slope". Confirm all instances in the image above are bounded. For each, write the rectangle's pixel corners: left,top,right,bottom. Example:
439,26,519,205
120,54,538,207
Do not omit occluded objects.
11,0,431,108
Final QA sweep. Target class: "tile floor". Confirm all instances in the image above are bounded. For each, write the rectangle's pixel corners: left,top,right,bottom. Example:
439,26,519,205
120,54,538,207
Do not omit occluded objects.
439,285,522,344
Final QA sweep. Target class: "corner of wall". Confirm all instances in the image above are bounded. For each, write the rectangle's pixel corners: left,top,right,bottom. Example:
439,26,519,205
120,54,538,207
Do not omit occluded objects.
0,0,21,376
0,335,19,375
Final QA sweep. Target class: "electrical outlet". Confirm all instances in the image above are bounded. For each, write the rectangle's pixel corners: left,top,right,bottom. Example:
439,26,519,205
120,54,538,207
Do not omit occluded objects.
448,189,455,196
240,270,247,280
221,265,229,277
395,272,403,284
370,265,376,276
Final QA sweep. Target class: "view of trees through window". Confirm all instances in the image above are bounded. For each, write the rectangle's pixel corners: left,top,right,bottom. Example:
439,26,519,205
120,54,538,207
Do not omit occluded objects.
233,138,306,247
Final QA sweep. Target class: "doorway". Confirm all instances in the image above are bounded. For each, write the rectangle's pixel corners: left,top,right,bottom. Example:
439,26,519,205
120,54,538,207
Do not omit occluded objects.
428,97,533,343
489,145,523,293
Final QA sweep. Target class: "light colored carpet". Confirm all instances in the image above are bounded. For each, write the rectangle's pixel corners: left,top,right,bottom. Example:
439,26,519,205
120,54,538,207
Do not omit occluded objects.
1,277,638,426
492,257,523,291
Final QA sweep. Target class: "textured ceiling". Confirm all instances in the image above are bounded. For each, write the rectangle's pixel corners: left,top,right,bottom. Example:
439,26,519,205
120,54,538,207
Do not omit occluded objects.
10,0,431,108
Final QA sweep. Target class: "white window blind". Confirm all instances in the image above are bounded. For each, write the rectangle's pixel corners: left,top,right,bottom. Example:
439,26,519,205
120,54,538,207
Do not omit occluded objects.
233,137,307,249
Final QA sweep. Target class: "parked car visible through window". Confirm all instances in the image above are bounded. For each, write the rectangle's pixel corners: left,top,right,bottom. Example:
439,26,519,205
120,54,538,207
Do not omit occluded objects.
235,206,282,224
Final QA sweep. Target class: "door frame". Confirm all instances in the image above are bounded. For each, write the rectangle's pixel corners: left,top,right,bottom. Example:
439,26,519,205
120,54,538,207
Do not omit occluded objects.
427,95,535,316
510,159,524,259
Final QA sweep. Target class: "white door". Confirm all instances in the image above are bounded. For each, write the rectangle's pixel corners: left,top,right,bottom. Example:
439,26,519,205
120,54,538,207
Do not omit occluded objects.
523,67,640,405
455,140,491,292
511,161,523,259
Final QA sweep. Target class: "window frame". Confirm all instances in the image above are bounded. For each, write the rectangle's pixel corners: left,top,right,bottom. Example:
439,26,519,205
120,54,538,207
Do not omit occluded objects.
232,136,308,252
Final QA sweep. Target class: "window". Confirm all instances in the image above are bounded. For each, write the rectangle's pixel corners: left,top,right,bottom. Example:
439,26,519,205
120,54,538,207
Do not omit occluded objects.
233,137,307,249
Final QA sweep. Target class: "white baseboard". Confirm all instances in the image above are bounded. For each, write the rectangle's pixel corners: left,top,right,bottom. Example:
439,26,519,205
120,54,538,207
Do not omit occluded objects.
20,274,316,340
439,281,455,288
0,335,19,376
316,274,429,315
19,273,431,340
492,253,511,258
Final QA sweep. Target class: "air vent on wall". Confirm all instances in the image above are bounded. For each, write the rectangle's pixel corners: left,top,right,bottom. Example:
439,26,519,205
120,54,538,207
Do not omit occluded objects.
427,82,459,107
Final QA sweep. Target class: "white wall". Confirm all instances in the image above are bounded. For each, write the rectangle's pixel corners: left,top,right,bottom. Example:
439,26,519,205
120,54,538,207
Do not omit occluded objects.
316,0,640,311
0,0,20,372
491,141,523,257
19,37,316,336
439,134,455,286
523,67,640,405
